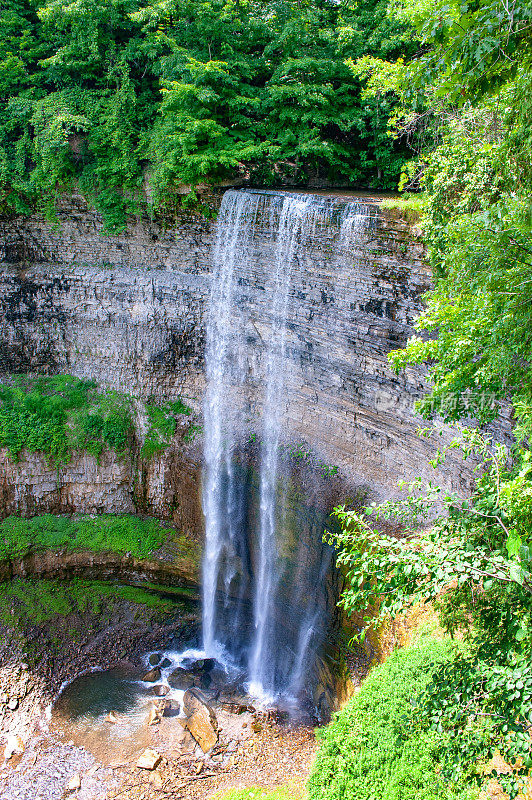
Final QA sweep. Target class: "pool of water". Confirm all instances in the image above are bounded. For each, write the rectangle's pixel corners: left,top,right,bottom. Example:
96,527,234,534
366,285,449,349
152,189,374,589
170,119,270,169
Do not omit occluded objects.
51,665,159,763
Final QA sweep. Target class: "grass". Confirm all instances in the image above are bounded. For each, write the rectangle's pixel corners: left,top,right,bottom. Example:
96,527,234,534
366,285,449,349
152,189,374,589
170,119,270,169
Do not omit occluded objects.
381,193,425,224
0,513,169,561
216,787,305,800
307,637,477,800
0,577,182,626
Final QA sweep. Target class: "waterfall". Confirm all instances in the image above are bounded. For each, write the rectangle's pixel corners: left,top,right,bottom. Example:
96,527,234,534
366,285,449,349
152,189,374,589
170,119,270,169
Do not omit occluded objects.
202,189,374,703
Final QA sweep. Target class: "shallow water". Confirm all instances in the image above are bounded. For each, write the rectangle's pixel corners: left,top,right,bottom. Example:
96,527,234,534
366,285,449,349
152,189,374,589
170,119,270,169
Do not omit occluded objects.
51,666,158,763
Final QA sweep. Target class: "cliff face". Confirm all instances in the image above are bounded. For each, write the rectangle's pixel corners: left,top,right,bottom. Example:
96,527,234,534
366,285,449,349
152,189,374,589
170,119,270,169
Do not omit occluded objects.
0,192,471,512
0,440,204,534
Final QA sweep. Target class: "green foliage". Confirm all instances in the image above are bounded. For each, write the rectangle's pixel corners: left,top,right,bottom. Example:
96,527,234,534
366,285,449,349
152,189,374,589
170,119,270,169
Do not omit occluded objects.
140,398,191,459
0,374,191,464
0,0,419,226
327,428,532,797
0,375,133,464
351,0,532,432
0,513,168,560
0,577,178,626
320,0,532,797
216,788,302,800
380,192,424,223
308,638,474,800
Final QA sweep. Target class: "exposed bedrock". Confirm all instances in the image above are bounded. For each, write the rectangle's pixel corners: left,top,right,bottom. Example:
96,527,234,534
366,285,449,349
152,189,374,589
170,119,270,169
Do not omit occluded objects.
0,437,203,530
0,192,478,504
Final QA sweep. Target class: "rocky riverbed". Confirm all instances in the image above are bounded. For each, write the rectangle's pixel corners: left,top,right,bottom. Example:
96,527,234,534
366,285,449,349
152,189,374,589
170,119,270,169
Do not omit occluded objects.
0,644,321,800
0,569,368,800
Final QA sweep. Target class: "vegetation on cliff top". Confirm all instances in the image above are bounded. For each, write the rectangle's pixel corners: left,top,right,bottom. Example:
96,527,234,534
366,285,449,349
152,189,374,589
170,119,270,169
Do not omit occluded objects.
0,0,418,228
0,374,193,464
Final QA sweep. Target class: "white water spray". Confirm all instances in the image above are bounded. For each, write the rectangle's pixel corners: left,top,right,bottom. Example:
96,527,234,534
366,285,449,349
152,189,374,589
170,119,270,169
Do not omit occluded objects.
202,189,374,701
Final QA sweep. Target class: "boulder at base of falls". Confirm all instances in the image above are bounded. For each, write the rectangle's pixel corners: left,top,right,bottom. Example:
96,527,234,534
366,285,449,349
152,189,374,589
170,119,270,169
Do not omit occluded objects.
190,658,216,674
137,749,162,770
152,684,170,697
142,667,161,682
182,689,218,753
168,668,195,689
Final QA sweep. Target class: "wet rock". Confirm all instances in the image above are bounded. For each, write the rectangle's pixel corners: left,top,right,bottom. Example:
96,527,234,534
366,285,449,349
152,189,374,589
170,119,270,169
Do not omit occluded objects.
163,700,181,717
4,734,24,760
197,672,212,690
209,667,229,685
168,668,195,689
142,667,161,682
152,684,170,697
160,658,172,669
190,658,216,673
149,653,162,667
218,692,253,714
66,773,81,791
137,749,162,770
183,689,218,753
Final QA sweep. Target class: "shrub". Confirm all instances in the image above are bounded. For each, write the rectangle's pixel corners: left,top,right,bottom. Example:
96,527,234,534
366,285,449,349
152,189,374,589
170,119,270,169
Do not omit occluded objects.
0,375,133,464
307,639,475,800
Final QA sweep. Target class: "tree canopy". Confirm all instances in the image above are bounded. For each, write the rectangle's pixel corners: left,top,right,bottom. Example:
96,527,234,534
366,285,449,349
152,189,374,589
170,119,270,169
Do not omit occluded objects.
0,0,417,227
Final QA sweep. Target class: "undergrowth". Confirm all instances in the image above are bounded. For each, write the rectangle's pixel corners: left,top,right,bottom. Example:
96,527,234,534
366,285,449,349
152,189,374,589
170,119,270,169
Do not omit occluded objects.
0,514,168,561
216,787,303,800
0,374,195,464
0,375,132,464
307,638,477,800
380,193,425,224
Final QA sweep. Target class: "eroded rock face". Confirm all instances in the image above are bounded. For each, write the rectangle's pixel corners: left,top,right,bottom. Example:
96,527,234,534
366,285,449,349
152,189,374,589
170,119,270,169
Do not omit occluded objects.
0,191,493,503
0,436,203,531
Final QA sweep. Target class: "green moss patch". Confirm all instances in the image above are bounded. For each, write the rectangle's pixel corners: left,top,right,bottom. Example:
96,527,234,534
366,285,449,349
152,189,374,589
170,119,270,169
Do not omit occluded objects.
0,513,170,561
0,578,184,627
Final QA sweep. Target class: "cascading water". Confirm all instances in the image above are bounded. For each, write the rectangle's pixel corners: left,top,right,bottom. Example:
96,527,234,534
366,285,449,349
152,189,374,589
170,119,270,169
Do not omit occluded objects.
202,189,374,706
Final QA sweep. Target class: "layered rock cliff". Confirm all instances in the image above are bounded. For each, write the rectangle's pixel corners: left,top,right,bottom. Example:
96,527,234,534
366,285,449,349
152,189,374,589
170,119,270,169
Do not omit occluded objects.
0,191,472,513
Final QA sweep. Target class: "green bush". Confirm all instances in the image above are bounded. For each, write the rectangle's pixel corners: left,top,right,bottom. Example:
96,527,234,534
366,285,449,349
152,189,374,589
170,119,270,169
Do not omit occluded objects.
0,374,193,464
308,639,475,800
0,514,168,561
0,375,133,464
